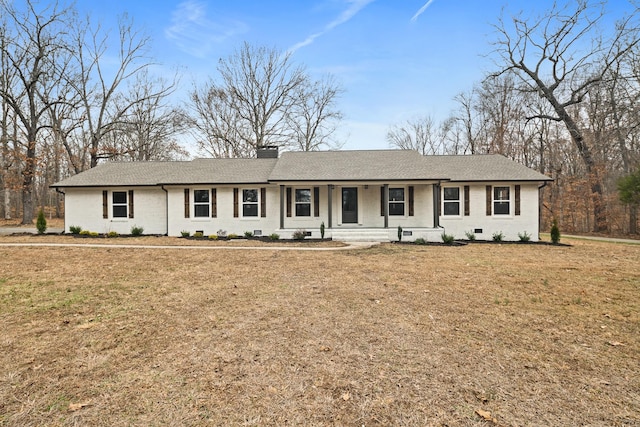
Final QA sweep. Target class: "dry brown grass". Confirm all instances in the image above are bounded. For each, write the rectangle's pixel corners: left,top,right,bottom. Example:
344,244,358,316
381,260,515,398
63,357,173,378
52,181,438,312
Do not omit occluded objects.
0,237,638,426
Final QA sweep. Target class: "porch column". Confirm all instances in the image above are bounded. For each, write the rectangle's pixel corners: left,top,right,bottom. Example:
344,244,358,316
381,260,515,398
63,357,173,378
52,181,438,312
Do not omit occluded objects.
327,184,333,228
433,183,440,228
383,184,389,228
280,185,285,229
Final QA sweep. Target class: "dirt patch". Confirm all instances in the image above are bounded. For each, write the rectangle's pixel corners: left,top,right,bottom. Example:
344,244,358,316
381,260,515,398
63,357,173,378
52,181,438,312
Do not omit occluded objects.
0,238,638,426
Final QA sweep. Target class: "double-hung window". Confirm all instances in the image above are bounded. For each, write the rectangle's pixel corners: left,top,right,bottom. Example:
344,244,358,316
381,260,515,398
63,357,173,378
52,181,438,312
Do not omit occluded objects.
494,186,510,215
295,189,311,216
112,191,128,218
243,189,259,217
194,190,210,217
443,187,460,215
389,188,405,216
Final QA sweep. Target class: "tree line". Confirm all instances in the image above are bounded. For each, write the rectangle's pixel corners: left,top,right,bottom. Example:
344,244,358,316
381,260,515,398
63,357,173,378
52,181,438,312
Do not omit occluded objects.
2,0,639,235
388,1,640,235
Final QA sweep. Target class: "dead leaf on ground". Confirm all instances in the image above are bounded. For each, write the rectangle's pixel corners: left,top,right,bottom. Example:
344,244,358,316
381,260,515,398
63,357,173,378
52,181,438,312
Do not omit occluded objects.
476,408,498,424
607,341,625,347
68,401,92,411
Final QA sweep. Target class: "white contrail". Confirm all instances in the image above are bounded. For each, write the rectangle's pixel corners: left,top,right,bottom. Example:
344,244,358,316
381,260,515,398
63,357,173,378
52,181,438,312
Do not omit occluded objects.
411,0,435,22
289,0,375,54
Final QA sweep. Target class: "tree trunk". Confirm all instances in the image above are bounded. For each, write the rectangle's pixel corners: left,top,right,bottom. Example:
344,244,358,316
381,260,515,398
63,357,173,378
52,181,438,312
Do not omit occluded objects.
21,140,36,224
631,205,638,235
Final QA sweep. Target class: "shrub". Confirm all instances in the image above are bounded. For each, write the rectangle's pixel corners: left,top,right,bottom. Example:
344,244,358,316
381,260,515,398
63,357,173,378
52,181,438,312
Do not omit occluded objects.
244,231,253,238
69,225,82,235
89,231,99,237
130,225,144,236
464,230,476,241
228,233,239,239
518,231,531,242
441,233,455,244
550,219,561,244
320,221,325,239
180,230,190,237
107,231,118,238
193,231,204,238
269,233,280,241
79,230,91,236
414,237,427,245
208,235,218,240
292,229,307,240
492,231,504,242
36,209,47,234
397,226,403,242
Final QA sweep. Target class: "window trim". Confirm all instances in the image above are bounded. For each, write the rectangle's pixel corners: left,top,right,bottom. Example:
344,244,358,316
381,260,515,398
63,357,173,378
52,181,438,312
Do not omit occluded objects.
112,191,128,218
493,186,511,215
388,187,405,216
193,189,210,218
241,188,260,218
442,186,461,216
294,188,312,217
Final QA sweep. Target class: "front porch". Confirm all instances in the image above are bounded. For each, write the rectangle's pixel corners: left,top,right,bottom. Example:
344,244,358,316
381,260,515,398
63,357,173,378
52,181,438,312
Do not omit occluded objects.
276,226,445,242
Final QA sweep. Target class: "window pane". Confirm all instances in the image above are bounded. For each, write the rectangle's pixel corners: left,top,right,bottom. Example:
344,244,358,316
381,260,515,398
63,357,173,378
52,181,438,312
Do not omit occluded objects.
296,204,311,217
295,189,311,203
494,187,509,201
113,205,127,218
443,187,460,201
194,190,209,203
444,201,460,215
243,204,258,217
388,188,404,202
243,189,258,202
494,202,510,215
194,205,210,217
112,191,127,204
389,202,405,216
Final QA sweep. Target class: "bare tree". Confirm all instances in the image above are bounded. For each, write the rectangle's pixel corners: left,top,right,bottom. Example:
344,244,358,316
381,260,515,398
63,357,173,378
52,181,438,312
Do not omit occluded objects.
386,115,442,155
288,76,343,151
188,42,342,157
0,0,75,223
490,0,640,231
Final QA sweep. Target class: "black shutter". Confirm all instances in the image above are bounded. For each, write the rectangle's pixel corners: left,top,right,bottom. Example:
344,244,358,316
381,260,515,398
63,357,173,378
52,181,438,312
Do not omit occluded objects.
515,185,521,216
128,190,134,218
464,185,470,216
286,187,292,217
313,187,320,217
102,191,108,219
486,185,492,216
380,186,385,216
408,186,414,217
211,188,217,218
233,188,239,218
184,189,190,218
261,188,267,217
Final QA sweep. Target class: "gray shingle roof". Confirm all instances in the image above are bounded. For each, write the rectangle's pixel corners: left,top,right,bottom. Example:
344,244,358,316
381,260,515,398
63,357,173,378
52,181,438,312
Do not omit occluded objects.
52,150,550,188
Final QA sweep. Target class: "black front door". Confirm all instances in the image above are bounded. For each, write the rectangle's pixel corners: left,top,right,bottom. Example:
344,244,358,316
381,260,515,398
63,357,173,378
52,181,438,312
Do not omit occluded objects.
342,187,358,224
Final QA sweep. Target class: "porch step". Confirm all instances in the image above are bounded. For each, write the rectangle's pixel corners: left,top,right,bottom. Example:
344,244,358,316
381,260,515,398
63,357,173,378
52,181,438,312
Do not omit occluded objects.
330,229,392,242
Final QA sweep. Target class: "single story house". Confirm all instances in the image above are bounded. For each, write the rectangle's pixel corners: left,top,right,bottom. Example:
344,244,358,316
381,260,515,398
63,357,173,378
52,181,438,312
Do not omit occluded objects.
51,148,552,242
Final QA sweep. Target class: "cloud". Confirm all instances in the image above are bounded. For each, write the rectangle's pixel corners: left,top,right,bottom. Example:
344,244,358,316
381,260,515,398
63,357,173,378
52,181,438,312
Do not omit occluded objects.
165,1,248,58
288,0,375,54
411,0,435,22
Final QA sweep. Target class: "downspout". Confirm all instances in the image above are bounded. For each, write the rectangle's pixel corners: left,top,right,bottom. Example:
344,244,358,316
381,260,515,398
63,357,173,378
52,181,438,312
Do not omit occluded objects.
55,187,65,233
161,185,169,236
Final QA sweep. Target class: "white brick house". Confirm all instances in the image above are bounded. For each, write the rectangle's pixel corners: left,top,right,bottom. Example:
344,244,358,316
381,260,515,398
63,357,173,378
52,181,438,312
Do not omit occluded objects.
52,149,552,242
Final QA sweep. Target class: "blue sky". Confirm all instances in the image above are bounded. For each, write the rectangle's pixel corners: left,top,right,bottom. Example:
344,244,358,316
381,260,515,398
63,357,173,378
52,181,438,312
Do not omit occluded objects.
73,0,633,152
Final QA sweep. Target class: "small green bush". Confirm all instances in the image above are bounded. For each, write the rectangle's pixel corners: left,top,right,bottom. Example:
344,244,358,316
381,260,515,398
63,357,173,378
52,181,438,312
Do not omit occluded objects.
292,229,307,240
320,221,325,239
441,233,455,244
414,237,427,245
269,233,280,241
550,219,561,244
79,230,91,236
244,231,253,238
89,231,99,237
130,225,144,236
464,230,476,241
208,234,218,240
492,231,504,242
69,225,82,234
36,209,47,234
107,231,118,238
518,231,531,242
193,231,204,238
180,230,190,237
228,233,239,239
397,226,403,242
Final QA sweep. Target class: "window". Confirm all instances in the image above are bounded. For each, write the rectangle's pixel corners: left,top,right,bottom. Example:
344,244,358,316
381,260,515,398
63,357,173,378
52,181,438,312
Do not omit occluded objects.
112,191,128,218
389,188,405,216
194,190,210,217
494,186,510,215
243,189,259,217
295,189,311,216
443,187,460,215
